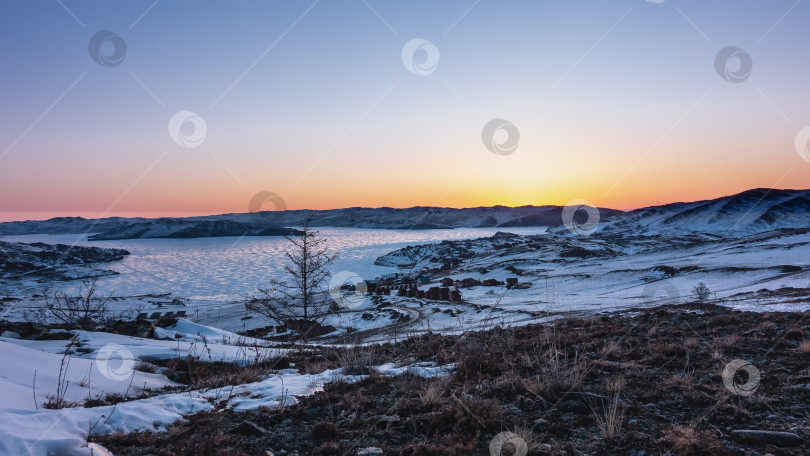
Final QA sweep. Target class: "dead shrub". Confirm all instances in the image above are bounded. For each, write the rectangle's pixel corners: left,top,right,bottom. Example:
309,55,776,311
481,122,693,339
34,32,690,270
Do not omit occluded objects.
663,424,724,455
334,345,379,375
605,376,626,394
590,377,625,441
455,337,506,379
601,339,622,358
420,377,449,407
541,345,586,394
684,337,699,350
523,380,546,401
712,334,740,352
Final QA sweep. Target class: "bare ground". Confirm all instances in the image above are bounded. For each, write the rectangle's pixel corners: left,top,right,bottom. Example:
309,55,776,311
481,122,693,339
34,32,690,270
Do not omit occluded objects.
93,303,809,455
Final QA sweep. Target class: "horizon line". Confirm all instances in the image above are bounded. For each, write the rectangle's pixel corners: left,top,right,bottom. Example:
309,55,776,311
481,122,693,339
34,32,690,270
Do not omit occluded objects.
0,186,805,224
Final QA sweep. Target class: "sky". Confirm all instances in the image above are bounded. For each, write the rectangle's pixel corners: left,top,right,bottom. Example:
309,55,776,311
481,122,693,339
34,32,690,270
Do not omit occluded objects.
1,0,809,221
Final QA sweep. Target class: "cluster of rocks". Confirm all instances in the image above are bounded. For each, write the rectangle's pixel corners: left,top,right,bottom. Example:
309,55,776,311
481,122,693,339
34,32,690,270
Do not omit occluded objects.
0,321,74,341
393,284,462,302
0,240,129,281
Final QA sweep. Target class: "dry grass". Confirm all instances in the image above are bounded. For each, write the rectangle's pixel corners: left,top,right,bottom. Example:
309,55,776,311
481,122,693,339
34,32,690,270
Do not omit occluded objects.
663,424,724,455
93,305,810,456
759,320,776,330
590,377,625,441
158,357,273,390
511,426,538,454
605,376,626,394
684,337,699,350
712,334,740,353
537,327,586,395
601,339,622,357
334,345,378,375
420,376,449,406
521,375,546,398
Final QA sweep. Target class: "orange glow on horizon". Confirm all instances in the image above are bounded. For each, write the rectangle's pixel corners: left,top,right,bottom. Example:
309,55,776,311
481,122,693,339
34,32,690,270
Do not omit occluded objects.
4,178,809,223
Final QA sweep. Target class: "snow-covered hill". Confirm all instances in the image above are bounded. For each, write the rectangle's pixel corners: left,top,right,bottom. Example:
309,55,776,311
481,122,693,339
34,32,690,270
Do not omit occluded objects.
599,188,810,236
3,188,808,240
0,205,624,239
368,226,810,338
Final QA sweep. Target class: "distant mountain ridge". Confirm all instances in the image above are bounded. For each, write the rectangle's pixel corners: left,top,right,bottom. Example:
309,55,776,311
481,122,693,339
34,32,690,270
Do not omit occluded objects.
87,220,302,241
0,188,808,239
0,206,625,239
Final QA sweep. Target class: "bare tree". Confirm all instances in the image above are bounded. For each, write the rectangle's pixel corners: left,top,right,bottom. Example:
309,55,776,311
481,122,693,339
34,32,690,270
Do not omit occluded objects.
44,278,113,329
247,218,338,341
692,282,711,303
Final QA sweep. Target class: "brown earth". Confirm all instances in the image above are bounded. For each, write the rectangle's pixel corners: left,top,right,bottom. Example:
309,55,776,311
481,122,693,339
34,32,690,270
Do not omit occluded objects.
92,303,809,455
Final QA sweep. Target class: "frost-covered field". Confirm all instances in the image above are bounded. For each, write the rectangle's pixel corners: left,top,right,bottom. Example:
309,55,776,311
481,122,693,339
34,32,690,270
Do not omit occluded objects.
361,228,810,341
0,317,453,455
1,218,810,454
0,227,545,333
0,227,546,300
0,228,521,455
0,319,285,455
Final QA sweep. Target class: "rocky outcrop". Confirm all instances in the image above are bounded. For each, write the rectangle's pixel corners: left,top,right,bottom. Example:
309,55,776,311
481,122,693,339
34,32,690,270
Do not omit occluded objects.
0,241,129,281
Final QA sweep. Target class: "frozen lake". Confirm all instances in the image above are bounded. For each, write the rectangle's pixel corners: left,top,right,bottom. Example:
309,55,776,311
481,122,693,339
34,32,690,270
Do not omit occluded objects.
1,227,546,302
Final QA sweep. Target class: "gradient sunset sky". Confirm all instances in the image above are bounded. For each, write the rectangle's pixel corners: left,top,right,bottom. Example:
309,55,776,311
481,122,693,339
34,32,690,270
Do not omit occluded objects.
1,0,809,221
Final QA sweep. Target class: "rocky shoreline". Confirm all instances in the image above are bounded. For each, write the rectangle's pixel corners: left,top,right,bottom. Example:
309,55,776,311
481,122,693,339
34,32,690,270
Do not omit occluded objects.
0,240,129,281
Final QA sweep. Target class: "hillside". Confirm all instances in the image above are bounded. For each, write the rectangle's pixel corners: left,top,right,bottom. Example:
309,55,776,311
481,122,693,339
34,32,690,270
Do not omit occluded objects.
0,206,624,239
2,188,809,241
599,188,810,236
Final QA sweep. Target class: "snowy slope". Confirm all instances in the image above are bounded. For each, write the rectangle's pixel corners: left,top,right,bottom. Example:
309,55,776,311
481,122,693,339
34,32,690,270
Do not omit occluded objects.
0,205,624,238
362,224,810,342
600,188,810,235
2,188,808,239
0,333,330,456
0,314,453,456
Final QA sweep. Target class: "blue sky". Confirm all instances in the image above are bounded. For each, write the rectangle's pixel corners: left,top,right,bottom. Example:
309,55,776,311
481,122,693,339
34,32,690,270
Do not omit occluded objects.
1,0,809,220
